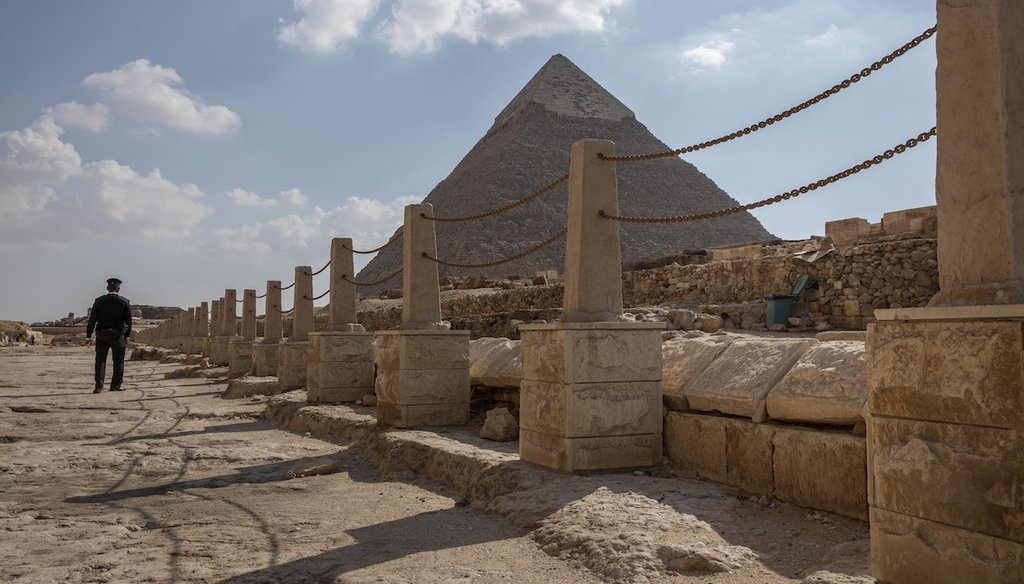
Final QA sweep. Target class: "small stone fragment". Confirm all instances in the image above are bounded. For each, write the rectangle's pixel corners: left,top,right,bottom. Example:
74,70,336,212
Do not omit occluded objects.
480,407,518,441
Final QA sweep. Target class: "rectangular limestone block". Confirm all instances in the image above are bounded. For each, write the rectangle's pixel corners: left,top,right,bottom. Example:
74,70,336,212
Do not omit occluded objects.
521,326,662,384
373,331,469,370
868,320,1024,429
870,508,1024,584
316,386,369,403
309,332,374,364
519,428,662,472
870,416,1023,541
375,369,470,406
278,362,307,389
277,342,309,389
664,412,774,495
251,342,279,377
661,336,733,411
315,361,375,389
683,338,817,421
772,426,867,520
376,400,469,428
520,380,661,438
765,341,866,425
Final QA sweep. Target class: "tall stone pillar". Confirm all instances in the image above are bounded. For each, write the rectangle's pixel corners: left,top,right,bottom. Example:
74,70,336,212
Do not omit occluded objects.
278,268,313,389
193,303,207,355
181,308,195,353
214,289,239,366
308,238,374,403
868,3,1024,582
203,300,216,358
229,289,257,378
519,139,663,472
253,281,281,377
376,205,470,427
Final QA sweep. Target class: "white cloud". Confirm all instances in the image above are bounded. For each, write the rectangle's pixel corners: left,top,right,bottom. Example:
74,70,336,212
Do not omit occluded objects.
279,187,308,206
227,188,279,208
278,0,382,53
681,39,734,71
83,59,241,134
380,0,626,55
0,115,211,244
805,24,841,47
45,102,111,132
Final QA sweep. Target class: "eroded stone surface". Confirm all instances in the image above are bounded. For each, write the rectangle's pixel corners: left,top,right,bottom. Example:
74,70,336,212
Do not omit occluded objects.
773,427,867,520
469,337,522,388
376,369,470,406
661,336,733,411
251,342,279,377
480,407,519,442
766,341,866,425
664,412,774,495
519,429,661,472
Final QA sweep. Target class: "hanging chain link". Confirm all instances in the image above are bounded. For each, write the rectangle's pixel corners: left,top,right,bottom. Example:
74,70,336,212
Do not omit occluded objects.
280,282,295,291
311,259,331,276
344,233,403,255
256,293,267,299
423,227,567,269
341,268,403,287
600,128,936,224
421,174,569,222
270,306,294,315
600,25,937,163
304,289,331,301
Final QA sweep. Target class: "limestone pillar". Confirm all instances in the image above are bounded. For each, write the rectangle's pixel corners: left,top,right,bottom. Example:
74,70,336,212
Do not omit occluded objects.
208,298,222,362
182,308,195,353
376,205,470,427
278,268,313,389
202,300,215,358
229,289,257,378
253,281,282,377
868,3,1024,582
308,238,374,403
214,289,238,366
519,139,663,472
194,303,207,355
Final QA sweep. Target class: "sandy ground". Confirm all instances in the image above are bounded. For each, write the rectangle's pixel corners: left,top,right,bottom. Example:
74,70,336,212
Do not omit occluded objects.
0,345,874,584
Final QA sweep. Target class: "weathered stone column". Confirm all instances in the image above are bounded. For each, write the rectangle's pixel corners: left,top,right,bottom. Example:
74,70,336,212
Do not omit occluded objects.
376,205,470,427
519,139,663,472
308,238,374,403
206,299,221,360
868,3,1024,582
214,290,239,366
229,289,257,378
252,281,281,377
181,308,195,353
278,267,313,389
194,303,207,355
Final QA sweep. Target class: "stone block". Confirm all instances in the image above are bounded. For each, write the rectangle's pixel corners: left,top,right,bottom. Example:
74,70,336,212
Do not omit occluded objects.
228,340,253,379
316,386,368,403
251,342,279,377
870,508,1024,584
374,332,400,370
870,416,1023,541
868,320,1024,429
683,338,817,421
376,400,469,428
375,369,470,406
469,337,522,388
519,428,662,472
277,341,309,389
661,336,733,411
309,332,374,363
521,325,662,384
773,426,867,520
520,380,661,438
766,341,866,425
664,412,774,495
374,331,469,370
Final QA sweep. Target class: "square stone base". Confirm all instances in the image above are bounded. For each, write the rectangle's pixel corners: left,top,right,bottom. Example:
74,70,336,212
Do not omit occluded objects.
307,332,374,403
214,336,237,366
228,340,253,379
868,310,1024,580
374,330,470,428
251,341,279,377
203,338,215,358
518,322,664,471
277,340,310,389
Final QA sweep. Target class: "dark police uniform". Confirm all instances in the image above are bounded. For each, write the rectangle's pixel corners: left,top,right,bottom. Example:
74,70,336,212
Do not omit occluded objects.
86,279,132,392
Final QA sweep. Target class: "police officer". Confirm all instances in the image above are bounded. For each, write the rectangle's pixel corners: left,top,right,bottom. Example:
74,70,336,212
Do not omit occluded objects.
85,277,132,393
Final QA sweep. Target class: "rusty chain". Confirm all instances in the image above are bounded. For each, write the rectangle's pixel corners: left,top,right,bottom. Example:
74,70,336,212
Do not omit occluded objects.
421,173,569,223
304,289,331,302
256,293,267,299
600,25,937,163
270,306,293,315
422,227,567,269
601,128,936,224
344,233,403,255
280,282,295,291
341,268,403,287
311,259,331,276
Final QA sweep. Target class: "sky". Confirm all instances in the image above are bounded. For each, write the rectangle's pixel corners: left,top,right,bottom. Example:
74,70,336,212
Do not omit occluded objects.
0,0,938,323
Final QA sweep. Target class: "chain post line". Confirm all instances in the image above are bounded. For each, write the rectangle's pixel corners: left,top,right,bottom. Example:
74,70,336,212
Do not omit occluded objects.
423,227,568,269
600,25,937,163
599,128,936,224
344,233,403,255
311,259,331,276
305,289,331,302
341,268,403,287
420,173,569,223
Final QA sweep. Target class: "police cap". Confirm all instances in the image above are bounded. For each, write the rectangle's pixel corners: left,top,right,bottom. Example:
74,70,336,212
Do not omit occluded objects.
106,277,123,286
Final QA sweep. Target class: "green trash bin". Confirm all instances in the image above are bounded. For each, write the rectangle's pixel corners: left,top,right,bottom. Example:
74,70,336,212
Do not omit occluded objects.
765,296,796,326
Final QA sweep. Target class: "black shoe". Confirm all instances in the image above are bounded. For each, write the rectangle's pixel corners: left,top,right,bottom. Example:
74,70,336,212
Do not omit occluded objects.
93,387,104,393
110,386,123,392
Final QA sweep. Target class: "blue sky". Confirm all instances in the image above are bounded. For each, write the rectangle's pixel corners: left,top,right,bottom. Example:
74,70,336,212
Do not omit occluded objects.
0,0,937,322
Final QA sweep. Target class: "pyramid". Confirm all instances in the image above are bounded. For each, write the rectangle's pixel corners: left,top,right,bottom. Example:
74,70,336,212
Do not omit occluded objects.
355,54,774,288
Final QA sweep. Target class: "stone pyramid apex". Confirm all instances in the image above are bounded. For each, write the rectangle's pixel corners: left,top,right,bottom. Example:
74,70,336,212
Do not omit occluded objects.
491,54,635,130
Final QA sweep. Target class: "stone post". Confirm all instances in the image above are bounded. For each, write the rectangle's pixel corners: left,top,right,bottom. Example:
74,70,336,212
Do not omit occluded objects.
375,205,470,427
203,300,216,358
253,281,282,377
229,289,257,378
867,2,1024,582
278,268,313,389
182,308,195,353
519,139,663,472
214,290,238,366
308,238,374,403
